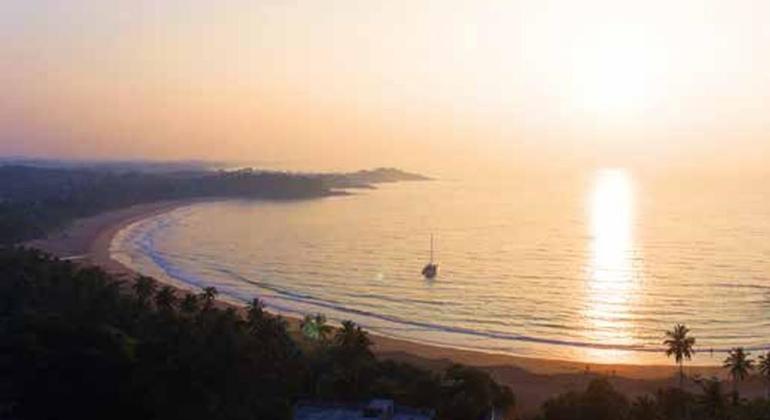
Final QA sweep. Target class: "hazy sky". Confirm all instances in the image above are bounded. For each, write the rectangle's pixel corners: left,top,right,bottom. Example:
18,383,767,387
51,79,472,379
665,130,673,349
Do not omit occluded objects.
2,0,770,172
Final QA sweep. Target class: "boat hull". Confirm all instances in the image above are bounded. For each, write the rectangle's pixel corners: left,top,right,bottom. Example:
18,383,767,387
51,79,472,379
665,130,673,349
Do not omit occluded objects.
422,263,438,279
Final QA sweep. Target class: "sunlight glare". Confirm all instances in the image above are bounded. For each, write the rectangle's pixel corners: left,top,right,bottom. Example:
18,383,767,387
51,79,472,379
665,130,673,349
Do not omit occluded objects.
570,26,663,117
583,169,638,362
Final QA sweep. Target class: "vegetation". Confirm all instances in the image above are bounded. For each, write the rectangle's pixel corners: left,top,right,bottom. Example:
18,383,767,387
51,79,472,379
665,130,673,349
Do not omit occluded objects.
696,377,729,419
0,247,513,420
664,324,696,387
535,328,770,420
0,166,333,245
536,377,770,420
758,352,770,398
538,378,630,420
4,247,770,420
724,347,754,401
538,378,759,420
300,313,333,342
0,165,428,245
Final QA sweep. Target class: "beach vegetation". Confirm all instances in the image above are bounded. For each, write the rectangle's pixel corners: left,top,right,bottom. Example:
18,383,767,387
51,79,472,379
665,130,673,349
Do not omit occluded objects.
537,377,770,420
0,247,514,420
664,324,696,387
724,347,754,403
757,351,770,398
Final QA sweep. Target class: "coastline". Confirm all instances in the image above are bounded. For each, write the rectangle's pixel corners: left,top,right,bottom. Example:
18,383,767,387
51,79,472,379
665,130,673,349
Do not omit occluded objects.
24,200,756,415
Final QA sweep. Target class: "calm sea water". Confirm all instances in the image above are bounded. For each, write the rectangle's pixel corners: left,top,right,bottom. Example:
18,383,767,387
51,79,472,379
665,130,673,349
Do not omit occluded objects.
111,169,770,365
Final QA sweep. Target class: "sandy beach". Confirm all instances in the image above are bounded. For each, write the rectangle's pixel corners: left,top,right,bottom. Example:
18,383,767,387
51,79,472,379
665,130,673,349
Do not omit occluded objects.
23,200,762,416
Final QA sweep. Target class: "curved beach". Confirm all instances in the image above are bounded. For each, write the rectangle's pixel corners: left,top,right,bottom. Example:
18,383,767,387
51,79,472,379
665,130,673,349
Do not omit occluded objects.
26,200,754,415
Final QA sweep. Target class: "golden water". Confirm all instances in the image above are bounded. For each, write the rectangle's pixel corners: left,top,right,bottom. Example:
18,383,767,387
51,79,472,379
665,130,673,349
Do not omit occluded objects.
112,169,770,365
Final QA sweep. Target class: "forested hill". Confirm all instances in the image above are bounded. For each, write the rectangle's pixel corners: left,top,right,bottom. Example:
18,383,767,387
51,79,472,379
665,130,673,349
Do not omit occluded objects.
320,167,431,188
0,165,428,245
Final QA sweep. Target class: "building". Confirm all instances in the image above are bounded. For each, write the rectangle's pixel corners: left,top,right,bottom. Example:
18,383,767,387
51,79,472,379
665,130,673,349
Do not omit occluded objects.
294,399,434,420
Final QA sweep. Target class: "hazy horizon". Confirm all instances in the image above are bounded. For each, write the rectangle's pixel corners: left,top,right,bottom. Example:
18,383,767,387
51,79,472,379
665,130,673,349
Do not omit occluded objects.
3,1,770,174
6,2,770,416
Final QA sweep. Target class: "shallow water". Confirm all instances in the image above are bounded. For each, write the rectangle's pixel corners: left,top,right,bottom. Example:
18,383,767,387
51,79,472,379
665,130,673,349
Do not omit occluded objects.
111,169,770,365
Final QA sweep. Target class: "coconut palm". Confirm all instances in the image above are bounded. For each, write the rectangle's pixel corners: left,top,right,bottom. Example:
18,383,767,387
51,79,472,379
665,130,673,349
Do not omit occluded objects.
664,324,696,387
199,286,218,311
329,320,374,398
179,293,199,315
630,395,659,420
301,313,333,342
758,351,770,398
154,286,177,311
723,347,753,396
132,275,157,307
247,298,266,324
334,320,372,354
696,377,728,419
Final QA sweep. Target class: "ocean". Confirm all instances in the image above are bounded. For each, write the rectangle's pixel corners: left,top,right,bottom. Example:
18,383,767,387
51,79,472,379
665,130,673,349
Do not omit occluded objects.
111,168,770,365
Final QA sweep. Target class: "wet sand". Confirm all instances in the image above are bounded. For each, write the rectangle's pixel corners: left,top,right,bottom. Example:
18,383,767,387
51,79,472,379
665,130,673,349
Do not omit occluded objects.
24,200,760,416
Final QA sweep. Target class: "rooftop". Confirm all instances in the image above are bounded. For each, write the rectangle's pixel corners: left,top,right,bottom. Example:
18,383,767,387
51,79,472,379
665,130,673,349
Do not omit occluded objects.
293,399,433,420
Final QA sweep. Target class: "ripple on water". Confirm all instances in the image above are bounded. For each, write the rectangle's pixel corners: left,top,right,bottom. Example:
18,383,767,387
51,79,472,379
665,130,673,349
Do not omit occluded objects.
111,177,770,365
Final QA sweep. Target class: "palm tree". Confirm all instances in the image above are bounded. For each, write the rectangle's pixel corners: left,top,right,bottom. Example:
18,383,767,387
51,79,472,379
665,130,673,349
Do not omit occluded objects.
663,324,696,387
199,286,218,311
330,321,374,398
247,298,265,324
758,351,770,398
630,395,659,420
246,298,271,334
301,313,333,342
723,347,753,397
132,275,157,307
334,320,371,351
179,293,199,315
696,377,727,419
154,286,177,312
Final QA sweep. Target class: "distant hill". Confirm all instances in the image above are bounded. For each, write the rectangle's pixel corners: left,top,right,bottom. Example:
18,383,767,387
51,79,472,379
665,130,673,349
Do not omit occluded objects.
339,167,431,183
0,157,224,173
0,164,430,244
320,167,431,189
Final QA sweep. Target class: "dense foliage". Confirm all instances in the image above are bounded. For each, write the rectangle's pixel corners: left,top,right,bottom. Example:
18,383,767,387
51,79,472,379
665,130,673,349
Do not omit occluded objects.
0,166,336,245
0,247,514,420
0,165,429,245
536,377,770,420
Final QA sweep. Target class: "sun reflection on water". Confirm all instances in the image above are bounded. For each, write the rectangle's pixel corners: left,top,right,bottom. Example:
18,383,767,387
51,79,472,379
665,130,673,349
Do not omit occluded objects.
583,169,639,363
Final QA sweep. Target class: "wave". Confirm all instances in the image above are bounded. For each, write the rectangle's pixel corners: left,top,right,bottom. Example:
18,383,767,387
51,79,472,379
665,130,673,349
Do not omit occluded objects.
117,205,770,359
125,220,671,354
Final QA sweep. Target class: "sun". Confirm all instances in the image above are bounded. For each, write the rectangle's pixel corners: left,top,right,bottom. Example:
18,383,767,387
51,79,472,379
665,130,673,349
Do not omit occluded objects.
574,49,651,113
569,27,664,117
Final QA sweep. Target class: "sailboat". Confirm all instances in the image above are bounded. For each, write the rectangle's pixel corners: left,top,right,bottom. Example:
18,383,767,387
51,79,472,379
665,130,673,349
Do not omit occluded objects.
421,234,438,279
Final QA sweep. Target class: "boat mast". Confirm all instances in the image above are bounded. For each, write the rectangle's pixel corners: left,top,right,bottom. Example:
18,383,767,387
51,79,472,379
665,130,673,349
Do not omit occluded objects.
430,234,434,264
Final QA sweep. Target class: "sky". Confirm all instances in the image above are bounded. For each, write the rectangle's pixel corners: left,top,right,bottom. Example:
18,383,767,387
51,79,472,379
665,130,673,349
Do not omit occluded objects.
2,0,770,173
